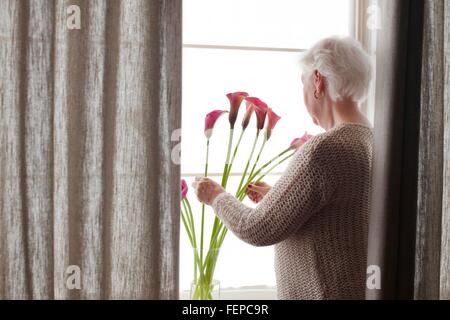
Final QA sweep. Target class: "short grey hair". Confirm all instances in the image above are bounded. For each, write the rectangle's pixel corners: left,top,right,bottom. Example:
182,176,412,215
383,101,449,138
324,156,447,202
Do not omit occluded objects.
299,36,372,104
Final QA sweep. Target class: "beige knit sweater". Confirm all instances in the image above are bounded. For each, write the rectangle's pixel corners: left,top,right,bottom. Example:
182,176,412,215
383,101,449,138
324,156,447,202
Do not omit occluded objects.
211,123,373,300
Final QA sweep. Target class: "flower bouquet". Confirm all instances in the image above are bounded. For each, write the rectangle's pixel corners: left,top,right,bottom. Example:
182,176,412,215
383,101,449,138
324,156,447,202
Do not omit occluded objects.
180,92,313,299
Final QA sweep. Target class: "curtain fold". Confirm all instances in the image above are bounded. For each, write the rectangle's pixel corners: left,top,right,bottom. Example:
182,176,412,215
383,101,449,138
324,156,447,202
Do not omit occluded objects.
0,0,181,299
366,0,424,299
441,0,450,300
414,0,447,300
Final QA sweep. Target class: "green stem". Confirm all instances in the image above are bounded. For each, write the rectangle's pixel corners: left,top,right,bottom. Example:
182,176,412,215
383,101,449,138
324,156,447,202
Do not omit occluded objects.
182,199,196,248
247,137,267,184
200,139,210,272
181,199,200,283
183,200,205,285
238,151,295,201
218,227,228,247
235,130,260,197
256,152,295,181
180,205,194,246
236,147,293,198
220,129,234,188
253,147,291,180
225,129,245,184
206,132,253,254
192,247,204,285
209,128,234,258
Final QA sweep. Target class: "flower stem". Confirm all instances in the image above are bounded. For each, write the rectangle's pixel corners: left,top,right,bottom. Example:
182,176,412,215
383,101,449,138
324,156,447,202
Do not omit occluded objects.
236,147,292,198
256,152,295,181
183,198,205,283
236,130,260,197
220,129,234,188
225,129,245,184
238,151,295,201
182,199,197,248
199,139,210,274
208,128,234,262
246,136,267,184
180,205,194,246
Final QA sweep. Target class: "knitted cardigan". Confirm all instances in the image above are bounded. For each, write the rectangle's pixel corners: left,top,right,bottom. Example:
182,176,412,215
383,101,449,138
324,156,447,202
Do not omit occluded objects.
211,123,373,299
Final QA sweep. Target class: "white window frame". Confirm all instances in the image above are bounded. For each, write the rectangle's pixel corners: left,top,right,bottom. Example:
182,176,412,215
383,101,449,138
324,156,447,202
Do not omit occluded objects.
351,0,379,124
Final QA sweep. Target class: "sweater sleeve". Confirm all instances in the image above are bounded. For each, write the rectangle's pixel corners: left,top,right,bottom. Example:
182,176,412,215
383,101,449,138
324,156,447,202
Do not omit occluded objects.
211,142,334,246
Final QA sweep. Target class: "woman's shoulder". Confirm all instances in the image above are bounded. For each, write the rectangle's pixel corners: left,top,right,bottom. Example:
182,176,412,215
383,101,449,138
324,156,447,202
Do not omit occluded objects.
298,123,373,162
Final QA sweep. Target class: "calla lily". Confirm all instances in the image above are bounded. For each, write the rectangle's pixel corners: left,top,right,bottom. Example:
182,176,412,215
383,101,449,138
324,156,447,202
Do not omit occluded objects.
204,110,228,139
226,92,249,128
290,132,314,150
241,101,255,130
265,108,281,140
245,97,268,130
181,179,188,199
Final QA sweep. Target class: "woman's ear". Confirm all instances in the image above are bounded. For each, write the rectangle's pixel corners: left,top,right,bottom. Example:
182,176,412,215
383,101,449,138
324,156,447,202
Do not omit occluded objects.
313,70,325,93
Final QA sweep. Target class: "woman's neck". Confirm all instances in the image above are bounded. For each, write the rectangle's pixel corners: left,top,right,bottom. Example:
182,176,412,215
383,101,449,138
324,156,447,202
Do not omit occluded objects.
320,97,371,130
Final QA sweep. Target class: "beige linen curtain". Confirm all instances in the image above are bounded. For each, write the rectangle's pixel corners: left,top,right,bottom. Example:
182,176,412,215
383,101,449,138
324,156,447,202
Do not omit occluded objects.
367,0,449,299
0,0,181,299
414,0,450,299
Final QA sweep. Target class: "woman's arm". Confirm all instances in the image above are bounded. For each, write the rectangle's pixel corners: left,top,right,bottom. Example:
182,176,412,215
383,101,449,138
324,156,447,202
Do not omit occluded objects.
211,145,333,246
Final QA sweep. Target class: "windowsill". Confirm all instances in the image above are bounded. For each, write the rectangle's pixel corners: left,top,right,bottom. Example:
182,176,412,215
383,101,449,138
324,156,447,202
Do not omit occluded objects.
180,286,277,300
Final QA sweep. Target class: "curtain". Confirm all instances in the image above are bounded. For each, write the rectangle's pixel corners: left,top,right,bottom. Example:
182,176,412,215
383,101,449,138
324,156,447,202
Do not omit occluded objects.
366,0,424,299
441,1,450,300
367,0,450,299
414,0,450,300
0,0,181,299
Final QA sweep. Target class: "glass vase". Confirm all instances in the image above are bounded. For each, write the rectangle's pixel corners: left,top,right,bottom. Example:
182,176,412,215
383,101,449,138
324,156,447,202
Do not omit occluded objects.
190,279,220,300
190,248,221,300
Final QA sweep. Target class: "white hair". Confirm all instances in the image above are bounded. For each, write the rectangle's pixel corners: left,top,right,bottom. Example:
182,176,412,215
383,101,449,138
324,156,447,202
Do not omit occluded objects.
299,36,372,104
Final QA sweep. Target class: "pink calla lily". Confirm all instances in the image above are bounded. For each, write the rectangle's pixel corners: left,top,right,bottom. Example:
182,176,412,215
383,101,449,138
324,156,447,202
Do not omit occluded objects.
226,92,249,128
265,108,281,140
241,101,255,130
290,132,314,150
204,110,228,139
245,97,268,130
181,179,188,199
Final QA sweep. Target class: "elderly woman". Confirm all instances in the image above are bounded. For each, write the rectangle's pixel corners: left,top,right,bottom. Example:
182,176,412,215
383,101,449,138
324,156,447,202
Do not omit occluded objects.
192,36,373,300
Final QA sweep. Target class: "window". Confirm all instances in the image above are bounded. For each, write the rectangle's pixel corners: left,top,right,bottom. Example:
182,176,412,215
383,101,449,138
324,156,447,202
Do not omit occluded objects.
181,0,365,298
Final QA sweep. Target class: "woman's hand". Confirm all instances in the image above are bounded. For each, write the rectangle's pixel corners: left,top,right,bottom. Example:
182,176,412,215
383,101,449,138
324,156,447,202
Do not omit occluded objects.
192,177,225,206
246,181,272,204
